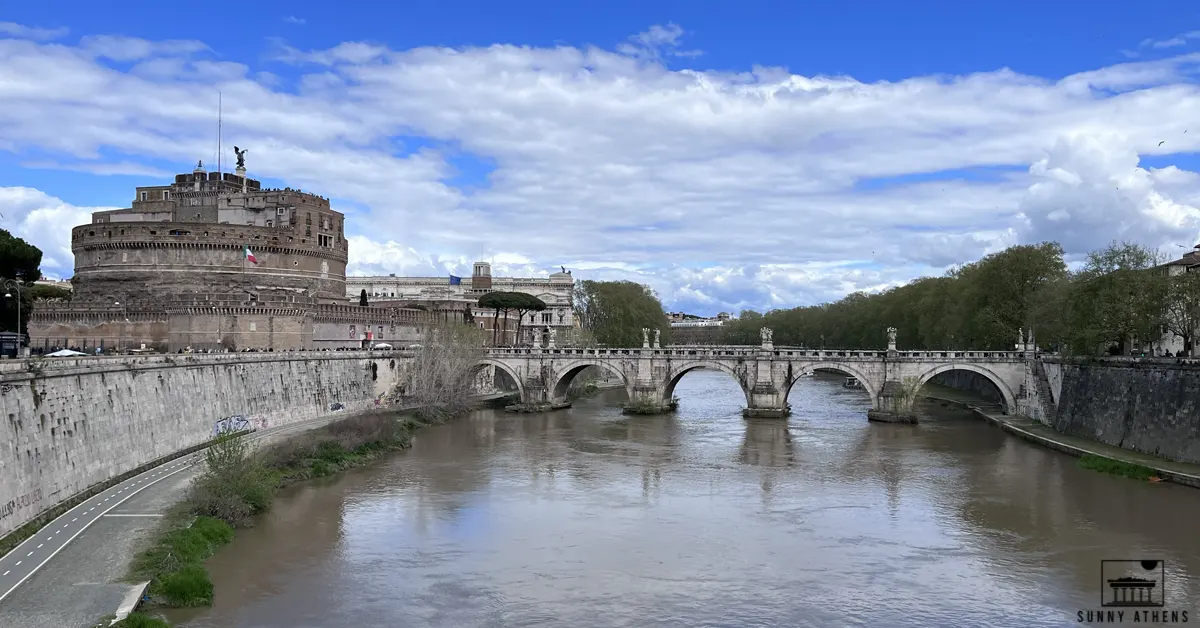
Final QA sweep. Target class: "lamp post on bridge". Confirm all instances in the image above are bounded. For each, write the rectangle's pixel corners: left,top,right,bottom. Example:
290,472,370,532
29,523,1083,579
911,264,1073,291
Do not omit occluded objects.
3,279,25,357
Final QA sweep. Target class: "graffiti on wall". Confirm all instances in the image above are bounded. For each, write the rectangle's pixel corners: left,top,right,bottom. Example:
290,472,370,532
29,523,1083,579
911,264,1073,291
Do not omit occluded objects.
329,402,345,412
213,415,252,436
0,488,43,521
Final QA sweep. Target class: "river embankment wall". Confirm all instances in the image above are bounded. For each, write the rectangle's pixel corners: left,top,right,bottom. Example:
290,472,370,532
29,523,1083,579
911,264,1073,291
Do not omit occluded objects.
1044,357,1200,465
929,357,1200,465
0,351,406,539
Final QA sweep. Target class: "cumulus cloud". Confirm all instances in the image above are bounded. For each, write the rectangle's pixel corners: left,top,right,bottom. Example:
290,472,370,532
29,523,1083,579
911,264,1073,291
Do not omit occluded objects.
284,16,306,25
0,187,109,277
0,23,1199,313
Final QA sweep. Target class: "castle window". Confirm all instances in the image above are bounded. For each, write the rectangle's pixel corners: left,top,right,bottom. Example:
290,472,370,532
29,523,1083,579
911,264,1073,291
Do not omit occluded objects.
542,312,552,324
140,191,147,201
88,231,94,237
163,191,171,200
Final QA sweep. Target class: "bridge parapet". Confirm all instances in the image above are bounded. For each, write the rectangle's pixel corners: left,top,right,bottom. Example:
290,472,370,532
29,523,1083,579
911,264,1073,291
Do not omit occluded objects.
484,345,1028,362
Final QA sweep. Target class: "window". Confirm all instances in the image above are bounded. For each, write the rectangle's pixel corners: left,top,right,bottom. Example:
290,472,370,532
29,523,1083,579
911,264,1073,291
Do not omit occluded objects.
542,312,553,324
558,311,565,324
266,220,273,228
163,191,171,200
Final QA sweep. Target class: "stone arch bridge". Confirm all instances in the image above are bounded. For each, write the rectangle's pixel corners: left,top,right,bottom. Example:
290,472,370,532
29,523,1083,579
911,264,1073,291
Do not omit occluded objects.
478,330,1036,421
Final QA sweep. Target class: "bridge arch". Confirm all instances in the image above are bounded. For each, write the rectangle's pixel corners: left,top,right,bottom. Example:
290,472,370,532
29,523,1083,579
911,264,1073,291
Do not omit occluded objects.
550,359,630,400
663,360,750,405
473,358,525,399
788,362,881,408
913,363,1016,413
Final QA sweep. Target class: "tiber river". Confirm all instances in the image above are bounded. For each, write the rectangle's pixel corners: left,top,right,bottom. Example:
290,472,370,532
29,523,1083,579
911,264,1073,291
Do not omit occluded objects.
165,370,1200,627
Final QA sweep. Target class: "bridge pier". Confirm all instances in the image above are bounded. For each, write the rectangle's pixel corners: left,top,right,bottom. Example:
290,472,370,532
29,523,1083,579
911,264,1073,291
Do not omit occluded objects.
866,379,920,424
743,383,790,418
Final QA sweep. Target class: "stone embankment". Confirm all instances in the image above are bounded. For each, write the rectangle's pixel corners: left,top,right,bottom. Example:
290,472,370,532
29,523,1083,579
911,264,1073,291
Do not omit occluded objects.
925,357,1200,487
0,350,407,541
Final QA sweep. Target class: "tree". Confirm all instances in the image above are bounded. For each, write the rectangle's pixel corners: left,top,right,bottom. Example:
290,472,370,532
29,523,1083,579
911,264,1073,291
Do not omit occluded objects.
1162,271,1200,356
1068,241,1166,354
573,280,671,347
478,291,545,346
359,289,368,307
0,229,44,338
396,322,487,421
28,284,71,302
509,293,547,346
0,230,42,284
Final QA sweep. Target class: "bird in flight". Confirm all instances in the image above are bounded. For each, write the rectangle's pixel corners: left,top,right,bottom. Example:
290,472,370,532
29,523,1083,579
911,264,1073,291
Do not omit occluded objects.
1159,140,1165,146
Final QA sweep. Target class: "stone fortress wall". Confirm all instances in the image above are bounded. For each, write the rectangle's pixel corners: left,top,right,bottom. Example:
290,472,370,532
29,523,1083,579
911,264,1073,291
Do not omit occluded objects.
28,160,445,353
0,350,407,538
69,222,347,304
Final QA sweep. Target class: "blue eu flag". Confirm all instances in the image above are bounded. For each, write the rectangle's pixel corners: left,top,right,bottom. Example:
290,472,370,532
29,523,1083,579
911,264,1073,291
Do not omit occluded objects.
449,275,462,285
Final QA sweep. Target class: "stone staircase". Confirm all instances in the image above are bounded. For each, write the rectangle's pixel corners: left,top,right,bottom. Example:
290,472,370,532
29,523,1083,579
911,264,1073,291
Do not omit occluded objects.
1031,359,1057,424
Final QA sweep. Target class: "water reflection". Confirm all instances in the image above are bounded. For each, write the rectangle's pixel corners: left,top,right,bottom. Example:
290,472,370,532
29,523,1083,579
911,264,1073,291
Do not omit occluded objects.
169,370,1200,628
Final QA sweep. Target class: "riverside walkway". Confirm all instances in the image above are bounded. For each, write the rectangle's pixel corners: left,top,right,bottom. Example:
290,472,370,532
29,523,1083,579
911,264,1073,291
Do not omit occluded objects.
921,385,1200,489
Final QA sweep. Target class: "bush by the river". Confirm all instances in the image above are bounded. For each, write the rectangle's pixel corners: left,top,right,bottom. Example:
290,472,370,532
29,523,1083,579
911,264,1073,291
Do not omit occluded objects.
127,412,427,613
128,514,233,607
1077,454,1160,481
110,612,172,628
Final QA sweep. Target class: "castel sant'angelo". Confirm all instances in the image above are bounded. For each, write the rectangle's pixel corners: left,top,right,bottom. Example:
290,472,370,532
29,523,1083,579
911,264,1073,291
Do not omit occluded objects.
30,156,449,352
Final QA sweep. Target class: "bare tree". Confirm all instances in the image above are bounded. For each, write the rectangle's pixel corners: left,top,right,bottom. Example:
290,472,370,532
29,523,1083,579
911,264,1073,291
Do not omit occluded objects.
1162,272,1200,356
394,322,488,421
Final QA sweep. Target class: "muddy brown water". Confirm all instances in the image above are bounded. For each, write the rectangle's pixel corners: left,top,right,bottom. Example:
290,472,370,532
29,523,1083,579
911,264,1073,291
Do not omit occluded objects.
163,370,1200,627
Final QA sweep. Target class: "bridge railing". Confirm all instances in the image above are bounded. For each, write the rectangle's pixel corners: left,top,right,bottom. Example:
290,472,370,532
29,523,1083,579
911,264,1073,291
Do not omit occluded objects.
484,346,1028,361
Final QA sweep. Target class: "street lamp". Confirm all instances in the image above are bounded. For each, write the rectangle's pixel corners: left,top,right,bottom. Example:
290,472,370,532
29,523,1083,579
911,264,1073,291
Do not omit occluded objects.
3,279,23,357
113,297,128,352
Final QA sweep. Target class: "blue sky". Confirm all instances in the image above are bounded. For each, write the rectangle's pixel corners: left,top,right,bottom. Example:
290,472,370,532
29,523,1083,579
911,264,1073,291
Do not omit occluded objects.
2,1,1200,315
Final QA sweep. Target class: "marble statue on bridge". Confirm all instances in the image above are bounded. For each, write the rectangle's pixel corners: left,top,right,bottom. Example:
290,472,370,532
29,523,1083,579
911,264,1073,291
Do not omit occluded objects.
642,328,650,348
760,327,773,344
886,327,897,347
654,328,661,349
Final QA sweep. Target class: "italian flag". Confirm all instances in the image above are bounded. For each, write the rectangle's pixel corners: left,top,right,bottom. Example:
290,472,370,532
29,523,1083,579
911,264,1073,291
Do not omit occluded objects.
244,245,258,264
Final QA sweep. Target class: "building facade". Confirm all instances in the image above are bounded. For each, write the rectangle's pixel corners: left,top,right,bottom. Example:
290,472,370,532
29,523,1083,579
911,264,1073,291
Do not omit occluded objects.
347,261,576,346
31,162,443,352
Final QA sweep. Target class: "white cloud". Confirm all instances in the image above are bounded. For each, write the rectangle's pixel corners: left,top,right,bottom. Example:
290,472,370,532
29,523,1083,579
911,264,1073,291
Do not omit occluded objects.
1141,30,1200,50
78,35,209,62
284,16,306,25
19,160,172,177
0,187,108,277
0,22,67,40
1,23,1199,313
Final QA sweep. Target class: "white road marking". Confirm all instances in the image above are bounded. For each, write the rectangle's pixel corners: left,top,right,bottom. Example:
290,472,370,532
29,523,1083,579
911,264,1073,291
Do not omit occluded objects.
25,553,31,557
35,545,42,549
102,514,164,518
2,571,8,576
0,462,195,604
14,562,19,567
71,518,77,522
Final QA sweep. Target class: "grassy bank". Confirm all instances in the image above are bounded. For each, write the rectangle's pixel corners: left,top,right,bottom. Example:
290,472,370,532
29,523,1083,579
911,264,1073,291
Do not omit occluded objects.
111,613,172,627
125,411,432,623
1077,454,1161,481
